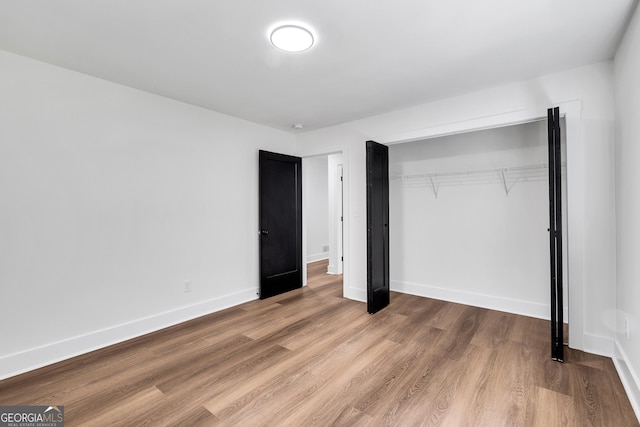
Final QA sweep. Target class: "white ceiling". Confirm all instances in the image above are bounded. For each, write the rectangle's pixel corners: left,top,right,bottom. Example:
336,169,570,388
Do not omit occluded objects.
0,1,636,132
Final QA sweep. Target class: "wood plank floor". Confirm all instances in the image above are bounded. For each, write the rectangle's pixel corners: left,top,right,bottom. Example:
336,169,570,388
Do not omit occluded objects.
1,259,637,426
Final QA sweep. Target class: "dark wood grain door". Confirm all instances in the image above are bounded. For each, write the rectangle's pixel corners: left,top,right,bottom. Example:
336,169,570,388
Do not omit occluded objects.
259,150,302,299
366,140,390,314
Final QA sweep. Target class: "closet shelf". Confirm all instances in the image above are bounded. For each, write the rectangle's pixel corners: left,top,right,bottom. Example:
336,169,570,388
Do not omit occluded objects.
392,162,566,197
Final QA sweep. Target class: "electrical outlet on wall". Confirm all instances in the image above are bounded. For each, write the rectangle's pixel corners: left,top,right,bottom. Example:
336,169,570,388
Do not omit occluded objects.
184,280,192,293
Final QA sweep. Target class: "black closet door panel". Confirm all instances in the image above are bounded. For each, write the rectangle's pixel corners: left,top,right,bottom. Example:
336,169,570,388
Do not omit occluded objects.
547,107,563,362
259,150,302,299
366,140,390,314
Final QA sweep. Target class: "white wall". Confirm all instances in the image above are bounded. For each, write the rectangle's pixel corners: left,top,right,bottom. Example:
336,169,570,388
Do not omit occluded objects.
296,61,617,356
614,2,640,418
303,156,329,263
0,50,295,379
389,121,568,319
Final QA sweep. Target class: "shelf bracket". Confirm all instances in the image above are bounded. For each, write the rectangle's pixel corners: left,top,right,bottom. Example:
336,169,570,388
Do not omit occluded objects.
429,176,439,199
501,168,510,196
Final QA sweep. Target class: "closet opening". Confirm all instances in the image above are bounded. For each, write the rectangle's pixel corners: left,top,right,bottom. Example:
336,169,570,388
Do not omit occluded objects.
388,119,568,335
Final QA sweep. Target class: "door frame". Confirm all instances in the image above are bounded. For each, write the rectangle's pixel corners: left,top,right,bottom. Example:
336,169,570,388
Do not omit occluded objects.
337,163,344,275
377,101,584,351
301,151,346,286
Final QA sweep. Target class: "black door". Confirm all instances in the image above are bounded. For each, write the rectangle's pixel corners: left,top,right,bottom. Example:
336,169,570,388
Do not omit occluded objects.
366,140,390,314
259,150,302,299
548,107,564,362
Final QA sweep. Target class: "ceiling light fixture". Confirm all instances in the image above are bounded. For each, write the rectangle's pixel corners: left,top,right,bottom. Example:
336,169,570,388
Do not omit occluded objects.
291,123,304,130
270,25,315,52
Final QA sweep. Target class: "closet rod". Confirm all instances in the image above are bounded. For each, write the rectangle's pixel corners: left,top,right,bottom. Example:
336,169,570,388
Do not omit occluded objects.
393,162,566,181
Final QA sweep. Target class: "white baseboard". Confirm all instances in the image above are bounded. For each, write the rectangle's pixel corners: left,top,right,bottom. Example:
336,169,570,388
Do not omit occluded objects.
0,288,259,381
344,287,367,304
306,252,329,263
327,263,344,275
582,333,614,357
390,279,569,321
613,341,640,422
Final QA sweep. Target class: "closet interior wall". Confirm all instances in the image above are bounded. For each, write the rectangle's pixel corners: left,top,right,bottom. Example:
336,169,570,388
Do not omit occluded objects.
389,120,568,320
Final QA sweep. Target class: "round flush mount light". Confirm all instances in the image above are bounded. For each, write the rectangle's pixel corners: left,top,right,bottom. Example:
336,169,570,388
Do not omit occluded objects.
270,25,315,52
